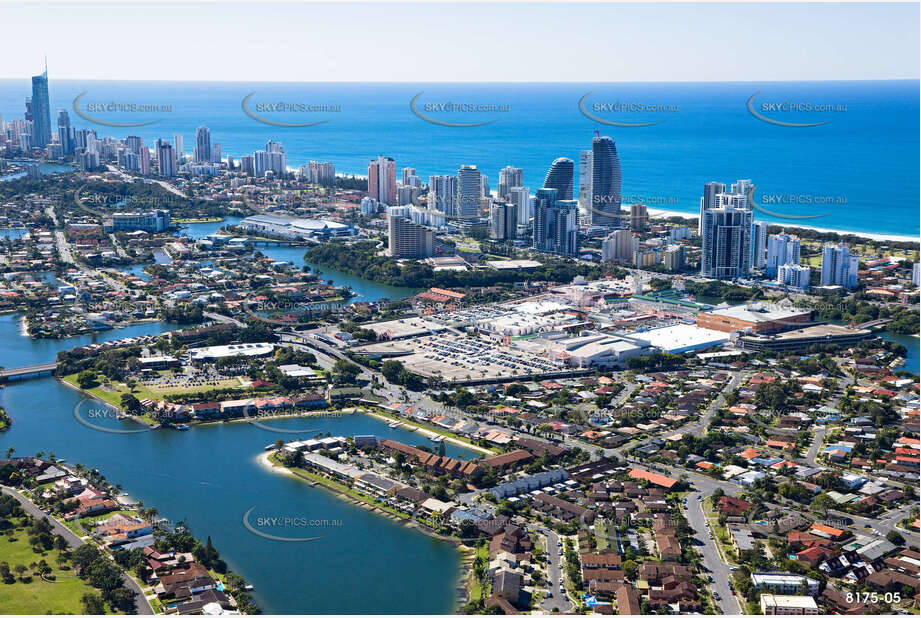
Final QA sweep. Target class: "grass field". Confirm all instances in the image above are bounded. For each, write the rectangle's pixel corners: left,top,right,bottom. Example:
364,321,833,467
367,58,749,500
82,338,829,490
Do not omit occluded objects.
62,509,138,536
0,526,102,614
63,373,244,410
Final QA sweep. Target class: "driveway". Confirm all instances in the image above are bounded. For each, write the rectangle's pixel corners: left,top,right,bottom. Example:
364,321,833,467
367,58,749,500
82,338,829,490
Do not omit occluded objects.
1,486,154,614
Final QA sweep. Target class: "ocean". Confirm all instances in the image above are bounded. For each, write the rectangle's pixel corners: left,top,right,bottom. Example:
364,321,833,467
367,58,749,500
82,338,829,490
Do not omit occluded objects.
0,80,918,238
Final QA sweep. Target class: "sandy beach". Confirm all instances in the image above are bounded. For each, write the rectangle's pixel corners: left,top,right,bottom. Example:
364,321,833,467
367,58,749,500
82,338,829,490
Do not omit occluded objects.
647,208,919,244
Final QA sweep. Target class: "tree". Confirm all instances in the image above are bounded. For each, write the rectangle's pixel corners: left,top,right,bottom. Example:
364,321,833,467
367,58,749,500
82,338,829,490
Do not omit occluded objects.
886,530,905,546
332,360,360,386
623,559,637,580
120,393,141,413
811,493,834,517
81,592,106,614
76,370,99,389
381,360,403,383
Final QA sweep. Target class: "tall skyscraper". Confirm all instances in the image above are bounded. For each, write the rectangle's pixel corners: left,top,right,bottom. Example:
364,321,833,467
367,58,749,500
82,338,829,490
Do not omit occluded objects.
508,187,531,225
387,211,433,258
56,109,74,155
489,202,518,240
138,145,151,175
629,204,648,231
601,229,634,262
699,182,727,235
368,156,396,206
194,126,211,163
590,135,622,226
456,165,482,219
820,244,859,289
700,204,753,279
428,175,458,216
240,155,255,176
498,166,523,199
578,150,593,215
664,245,686,271
543,158,574,201
533,188,578,255
173,134,184,158
751,221,768,270
765,232,801,277
30,65,52,149
156,140,176,178
401,167,416,186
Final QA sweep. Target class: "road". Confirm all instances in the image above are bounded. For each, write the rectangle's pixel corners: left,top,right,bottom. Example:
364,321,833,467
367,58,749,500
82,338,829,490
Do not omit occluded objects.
203,311,246,328
1,486,154,614
685,491,742,615
105,164,185,199
537,527,571,612
613,371,742,459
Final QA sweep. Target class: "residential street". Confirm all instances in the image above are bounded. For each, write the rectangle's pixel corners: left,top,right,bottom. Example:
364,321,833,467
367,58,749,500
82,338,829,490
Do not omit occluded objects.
537,527,572,613
0,486,154,615
684,491,742,615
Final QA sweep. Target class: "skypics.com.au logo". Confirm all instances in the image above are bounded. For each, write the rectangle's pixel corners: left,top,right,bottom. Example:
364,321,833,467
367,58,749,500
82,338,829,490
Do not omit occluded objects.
578,93,677,127
410,92,510,127
73,92,172,127
746,92,846,128
242,507,340,542
241,93,341,127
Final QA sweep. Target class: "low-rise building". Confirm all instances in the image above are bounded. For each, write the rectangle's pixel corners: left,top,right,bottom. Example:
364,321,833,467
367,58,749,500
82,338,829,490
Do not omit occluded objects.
760,593,820,615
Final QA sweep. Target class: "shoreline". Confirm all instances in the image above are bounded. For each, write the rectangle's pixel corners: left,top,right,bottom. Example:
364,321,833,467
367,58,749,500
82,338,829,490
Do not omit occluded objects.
363,408,493,455
255,450,474,610
647,207,919,244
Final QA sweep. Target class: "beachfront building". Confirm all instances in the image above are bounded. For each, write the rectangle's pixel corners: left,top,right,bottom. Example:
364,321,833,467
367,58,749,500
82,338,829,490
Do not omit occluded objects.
820,243,859,289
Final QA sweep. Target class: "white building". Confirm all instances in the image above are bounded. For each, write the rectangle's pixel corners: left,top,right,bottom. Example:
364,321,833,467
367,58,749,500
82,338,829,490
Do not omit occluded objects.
777,263,810,290
766,233,801,277
751,573,820,596
751,221,768,270
820,243,859,289
601,229,634,262
760,594,819,615
545,332,650,368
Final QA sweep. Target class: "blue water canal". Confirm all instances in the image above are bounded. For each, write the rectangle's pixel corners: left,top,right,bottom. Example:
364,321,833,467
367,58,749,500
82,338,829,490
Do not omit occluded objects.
0,221,462,614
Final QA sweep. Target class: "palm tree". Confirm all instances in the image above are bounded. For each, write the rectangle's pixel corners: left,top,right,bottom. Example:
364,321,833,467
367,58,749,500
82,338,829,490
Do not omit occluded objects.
4,447,14,460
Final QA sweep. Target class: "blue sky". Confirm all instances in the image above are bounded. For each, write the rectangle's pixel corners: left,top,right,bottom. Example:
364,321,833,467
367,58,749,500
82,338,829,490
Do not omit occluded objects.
3,2,918,82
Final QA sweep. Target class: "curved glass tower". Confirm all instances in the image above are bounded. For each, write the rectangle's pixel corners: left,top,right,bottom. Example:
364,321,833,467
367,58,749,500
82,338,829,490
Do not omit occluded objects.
590,136,622,226
542,157,574,201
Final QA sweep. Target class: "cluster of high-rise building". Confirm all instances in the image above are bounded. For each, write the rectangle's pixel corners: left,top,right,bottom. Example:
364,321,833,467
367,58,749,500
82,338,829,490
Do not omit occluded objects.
695,180,859,289
379,133,635,259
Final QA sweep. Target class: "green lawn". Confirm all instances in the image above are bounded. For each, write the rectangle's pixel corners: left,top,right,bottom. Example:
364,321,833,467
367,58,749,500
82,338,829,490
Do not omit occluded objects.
62,510,138,536
366,408,494,454
268,453,409,520
0,527,103,614
63,373,244,410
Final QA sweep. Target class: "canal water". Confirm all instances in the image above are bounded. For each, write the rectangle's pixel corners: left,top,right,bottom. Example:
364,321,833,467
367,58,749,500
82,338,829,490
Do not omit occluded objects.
176,218,419,303
879,331,920,375
0,314,464,614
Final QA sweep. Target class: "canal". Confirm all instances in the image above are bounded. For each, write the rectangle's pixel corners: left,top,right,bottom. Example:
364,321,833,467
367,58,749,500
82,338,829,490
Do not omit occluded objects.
175,218,420,304
0,271,463,614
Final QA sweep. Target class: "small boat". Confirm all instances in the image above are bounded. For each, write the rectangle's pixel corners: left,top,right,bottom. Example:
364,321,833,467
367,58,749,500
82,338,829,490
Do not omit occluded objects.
430,435,445,442
387,421,401,428
174,424,191,431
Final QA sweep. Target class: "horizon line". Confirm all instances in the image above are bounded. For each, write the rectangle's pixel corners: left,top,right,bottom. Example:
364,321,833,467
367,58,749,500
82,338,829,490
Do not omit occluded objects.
0,77,919,84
